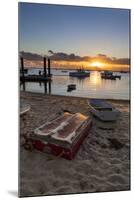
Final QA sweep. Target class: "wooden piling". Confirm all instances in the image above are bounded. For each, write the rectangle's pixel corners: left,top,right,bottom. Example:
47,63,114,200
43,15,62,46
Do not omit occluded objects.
44,82,47,94
43,57,47,77
20,57,25,78
48,81,51,94
48,58,51,77
22,81,26,91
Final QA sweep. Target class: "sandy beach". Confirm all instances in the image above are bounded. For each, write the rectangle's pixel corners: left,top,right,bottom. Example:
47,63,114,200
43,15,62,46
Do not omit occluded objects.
19,91,130,197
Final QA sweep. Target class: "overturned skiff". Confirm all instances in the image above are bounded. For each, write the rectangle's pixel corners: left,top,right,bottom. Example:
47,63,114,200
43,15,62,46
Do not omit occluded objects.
29,112,92,160
88,99,120,122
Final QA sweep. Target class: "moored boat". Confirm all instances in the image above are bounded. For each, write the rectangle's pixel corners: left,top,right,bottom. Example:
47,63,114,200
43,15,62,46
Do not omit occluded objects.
114,75,121,79
101,71,121,80
69,69,90,78
61,70,68,73
67,84,76,91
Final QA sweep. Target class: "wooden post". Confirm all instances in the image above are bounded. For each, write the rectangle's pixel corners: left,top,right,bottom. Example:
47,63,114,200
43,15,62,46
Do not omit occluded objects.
48,58,51,77
20,57,25,79
48,81,51,94
43,57,47,77
22,81,25,91
44,82,47,94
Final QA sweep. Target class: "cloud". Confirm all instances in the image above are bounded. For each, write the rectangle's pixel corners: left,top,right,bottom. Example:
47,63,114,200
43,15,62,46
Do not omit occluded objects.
20,51,130,65
112,58,130,65
48,51,82,61
20,51,43,61
97,54,107,58
95,54,130,65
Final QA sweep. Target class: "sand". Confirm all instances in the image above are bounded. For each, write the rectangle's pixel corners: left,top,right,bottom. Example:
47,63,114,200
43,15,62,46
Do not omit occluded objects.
19,91,130,197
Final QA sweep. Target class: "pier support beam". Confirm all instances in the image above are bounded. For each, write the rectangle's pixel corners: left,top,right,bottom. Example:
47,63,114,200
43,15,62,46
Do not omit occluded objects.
43,57,47,77
48,58,51,77
20,57,25,79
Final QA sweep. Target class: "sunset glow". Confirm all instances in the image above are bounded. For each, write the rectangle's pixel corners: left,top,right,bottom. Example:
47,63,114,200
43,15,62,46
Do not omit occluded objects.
90,61,104,68
19,3,130,72
23,59,129,71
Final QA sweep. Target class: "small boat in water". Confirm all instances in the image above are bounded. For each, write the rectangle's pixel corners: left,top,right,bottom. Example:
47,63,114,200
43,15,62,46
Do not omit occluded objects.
88,99,120,122
69,69,90,78
68,84,76,89
114,75,121,79
101,71,121,80
61,70,68,73
28,112,92,160
67,84,76,92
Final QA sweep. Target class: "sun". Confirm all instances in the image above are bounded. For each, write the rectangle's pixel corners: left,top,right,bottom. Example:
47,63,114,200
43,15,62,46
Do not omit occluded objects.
90,61,103,67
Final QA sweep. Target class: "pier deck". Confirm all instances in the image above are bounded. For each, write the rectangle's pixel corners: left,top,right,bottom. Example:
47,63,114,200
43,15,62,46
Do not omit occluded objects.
20,75,52,82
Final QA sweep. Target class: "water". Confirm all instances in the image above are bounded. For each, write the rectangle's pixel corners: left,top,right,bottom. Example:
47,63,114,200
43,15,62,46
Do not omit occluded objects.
20,68,129,100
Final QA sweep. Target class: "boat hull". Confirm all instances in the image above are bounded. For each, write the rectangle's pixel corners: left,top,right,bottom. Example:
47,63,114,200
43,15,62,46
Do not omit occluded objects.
101,75,116,80
69,72,90,77
31,120,92,160
28,112,92,160
88,99,120,122
67,84,76,91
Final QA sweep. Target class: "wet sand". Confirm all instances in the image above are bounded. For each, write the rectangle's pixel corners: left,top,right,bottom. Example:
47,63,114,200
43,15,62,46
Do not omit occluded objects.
19,91,130,197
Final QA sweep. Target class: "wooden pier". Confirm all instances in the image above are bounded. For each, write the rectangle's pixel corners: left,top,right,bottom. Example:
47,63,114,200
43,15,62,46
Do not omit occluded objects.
20,75,52,82
20,56,52,82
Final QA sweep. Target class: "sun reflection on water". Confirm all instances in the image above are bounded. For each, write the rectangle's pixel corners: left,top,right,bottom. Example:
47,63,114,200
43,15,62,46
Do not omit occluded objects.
90,71,102,86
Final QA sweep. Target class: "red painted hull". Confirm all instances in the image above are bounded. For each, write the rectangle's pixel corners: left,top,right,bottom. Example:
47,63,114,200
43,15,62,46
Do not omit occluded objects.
30,113,92,160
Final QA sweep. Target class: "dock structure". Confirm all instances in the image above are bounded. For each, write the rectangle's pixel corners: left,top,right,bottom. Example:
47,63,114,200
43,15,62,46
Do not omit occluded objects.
20,56,52,82
20,75,52,82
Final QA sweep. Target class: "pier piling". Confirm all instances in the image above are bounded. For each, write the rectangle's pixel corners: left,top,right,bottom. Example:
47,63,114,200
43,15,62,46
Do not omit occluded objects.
48,58,51,77
20,57,25,79
43,57,47,77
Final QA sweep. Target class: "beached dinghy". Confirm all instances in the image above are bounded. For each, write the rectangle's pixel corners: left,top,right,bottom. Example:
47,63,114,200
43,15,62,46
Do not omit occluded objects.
29,112,92,160
88,99,120,122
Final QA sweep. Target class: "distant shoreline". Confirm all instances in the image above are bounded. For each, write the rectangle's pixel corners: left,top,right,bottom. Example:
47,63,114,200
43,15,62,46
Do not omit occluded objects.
21,67,130,73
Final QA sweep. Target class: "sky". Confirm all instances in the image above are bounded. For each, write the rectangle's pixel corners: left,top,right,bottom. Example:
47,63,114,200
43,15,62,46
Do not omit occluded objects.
19,3,130,70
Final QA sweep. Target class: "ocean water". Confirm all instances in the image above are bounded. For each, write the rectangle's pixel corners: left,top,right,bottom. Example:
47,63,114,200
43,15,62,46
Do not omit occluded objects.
20,69,129,100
